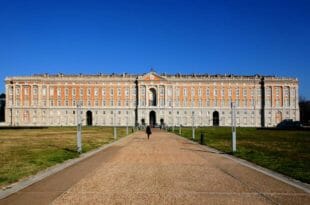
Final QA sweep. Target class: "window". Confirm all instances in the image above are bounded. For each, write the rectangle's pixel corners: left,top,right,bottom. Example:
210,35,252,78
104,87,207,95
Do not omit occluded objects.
191,87,195,96
87,88,91,96
33,86,38,95
168,100,172,107
57,88,61,97
50,87,54,96
285,99,289,107
160,86,164,95
198,88,202,96
266,87,271,97
24,86,29,95
183,88,187,96
214,99,218,107
236,99,239,107
102,88,106,96
176,87,180,96
276,100,280,107
257,88,261,96
94,88,98,96
206,87,210,96
110,88,114,96
221,89,224,97
118,100,121,106
117,88,121,96
141,87,145,95
102,100,106,106
42,87,46,96
16,86,20,95
243,99,246,107
236,88,239,97
206,99,210,107
214,88,217,96
72,88,76,96
168,87,172,96
243,88,247,97
276,87,279,97
65,88,69,97
72,100,76,106
125,88,129,96
95,100,98,106
80,88,83,96
110,100,114,106
160,99,164,106
57,100,61,106
228,88,232,97
50,100,54,106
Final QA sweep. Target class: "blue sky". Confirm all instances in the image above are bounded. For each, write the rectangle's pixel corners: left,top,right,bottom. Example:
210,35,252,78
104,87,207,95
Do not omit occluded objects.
1,0,309,99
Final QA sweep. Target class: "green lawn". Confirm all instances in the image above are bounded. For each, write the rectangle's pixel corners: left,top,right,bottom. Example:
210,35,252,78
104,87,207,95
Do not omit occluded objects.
0,126,132,188
172,127,310,184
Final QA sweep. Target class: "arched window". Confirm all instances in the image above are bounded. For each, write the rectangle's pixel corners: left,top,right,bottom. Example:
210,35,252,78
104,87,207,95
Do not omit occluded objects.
149,88,157,106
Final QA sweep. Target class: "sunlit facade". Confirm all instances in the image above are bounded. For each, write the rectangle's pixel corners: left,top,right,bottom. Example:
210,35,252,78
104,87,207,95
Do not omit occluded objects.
5,72,299,127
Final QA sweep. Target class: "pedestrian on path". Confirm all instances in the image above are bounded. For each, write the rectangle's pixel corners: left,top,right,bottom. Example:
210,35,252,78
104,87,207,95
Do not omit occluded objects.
146,125,152,140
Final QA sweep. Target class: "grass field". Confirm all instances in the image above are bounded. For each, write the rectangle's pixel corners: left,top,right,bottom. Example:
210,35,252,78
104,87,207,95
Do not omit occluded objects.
0,126,132,188
172,127,310,184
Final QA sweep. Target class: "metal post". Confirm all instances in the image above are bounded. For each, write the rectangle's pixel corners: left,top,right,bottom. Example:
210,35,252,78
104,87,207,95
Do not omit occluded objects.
114,112,117,140
172,105,174,132
76,101,82,153
192,111,195,140
126,115,129,135
231,102,237,152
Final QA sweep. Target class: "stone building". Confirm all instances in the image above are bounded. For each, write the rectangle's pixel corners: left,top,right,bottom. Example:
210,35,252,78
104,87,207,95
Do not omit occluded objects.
5,72,299,127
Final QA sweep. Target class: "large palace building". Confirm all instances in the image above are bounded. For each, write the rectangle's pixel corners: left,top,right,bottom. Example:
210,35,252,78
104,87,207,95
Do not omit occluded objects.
5,72,299,127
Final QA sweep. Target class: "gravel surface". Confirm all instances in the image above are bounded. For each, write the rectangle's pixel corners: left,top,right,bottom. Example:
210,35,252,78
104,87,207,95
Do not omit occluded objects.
51,129,309,205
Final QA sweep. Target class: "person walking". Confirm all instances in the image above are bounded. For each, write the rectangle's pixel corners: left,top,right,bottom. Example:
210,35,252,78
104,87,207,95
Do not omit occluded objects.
146,125,152,140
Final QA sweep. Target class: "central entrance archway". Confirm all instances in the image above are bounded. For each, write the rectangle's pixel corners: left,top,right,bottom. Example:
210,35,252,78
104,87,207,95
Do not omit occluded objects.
86,110,92,126
213,111,219,126
149,111,156,127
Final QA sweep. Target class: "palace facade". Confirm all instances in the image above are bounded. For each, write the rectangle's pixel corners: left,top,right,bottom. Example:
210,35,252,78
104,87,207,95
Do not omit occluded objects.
5,72,299,127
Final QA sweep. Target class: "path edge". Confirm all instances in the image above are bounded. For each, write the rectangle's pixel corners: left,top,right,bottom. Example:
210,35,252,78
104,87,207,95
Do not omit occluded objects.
0,132,136,200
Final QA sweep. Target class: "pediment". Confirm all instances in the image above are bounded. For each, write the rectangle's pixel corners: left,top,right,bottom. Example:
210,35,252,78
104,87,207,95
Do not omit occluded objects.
141,72,167,81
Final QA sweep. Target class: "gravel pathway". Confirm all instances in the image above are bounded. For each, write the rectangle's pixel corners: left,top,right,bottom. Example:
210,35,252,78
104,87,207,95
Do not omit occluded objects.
51,129,309,205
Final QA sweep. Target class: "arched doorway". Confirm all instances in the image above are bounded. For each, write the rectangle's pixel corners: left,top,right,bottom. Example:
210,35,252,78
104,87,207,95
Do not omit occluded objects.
149,111,156,127
213,111,219,126
275,111,282,124
86,110,92,126
149,88,157,106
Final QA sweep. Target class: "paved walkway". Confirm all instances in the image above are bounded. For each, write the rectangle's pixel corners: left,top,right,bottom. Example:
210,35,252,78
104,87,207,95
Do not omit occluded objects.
1,129,309,205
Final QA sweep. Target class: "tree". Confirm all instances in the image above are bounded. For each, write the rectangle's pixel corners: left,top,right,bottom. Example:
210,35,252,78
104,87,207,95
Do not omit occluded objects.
0,93,5,122
299,96,310,126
